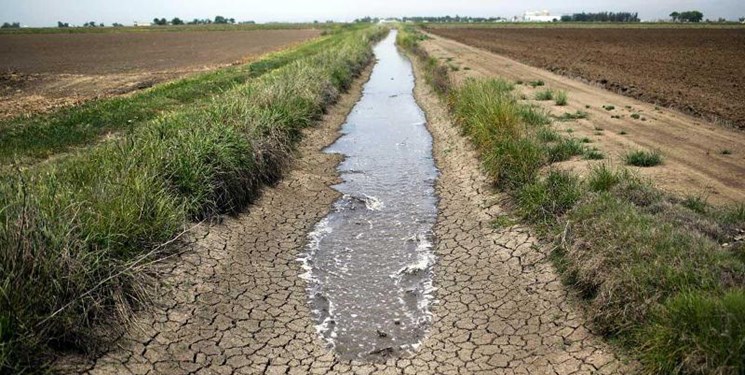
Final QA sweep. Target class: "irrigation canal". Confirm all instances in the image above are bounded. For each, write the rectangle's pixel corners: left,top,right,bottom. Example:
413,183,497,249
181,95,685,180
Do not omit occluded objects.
300,30,439,360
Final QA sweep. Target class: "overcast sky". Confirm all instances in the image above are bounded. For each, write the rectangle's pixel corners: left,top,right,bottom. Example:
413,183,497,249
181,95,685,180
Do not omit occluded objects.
1,0,744,26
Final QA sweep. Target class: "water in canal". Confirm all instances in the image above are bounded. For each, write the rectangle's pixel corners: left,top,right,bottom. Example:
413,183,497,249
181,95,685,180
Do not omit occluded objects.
299,30,439,360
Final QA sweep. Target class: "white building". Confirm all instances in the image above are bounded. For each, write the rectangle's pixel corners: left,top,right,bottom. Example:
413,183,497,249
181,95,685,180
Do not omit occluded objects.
523,10,559,22
133,21,151,27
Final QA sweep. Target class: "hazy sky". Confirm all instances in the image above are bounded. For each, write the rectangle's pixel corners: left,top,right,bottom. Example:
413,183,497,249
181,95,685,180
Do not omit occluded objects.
1,0,744,26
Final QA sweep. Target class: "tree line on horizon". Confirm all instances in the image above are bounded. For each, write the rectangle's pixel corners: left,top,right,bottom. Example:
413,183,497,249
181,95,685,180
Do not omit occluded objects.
560,12,639,22
152,16,237,26
669,11,704,22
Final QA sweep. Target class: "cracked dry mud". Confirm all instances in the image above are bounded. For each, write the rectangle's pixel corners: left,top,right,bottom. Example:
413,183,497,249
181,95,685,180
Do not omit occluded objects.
65,48,632,375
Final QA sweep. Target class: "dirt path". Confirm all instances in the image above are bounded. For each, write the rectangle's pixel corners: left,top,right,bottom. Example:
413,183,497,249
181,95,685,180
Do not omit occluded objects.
62,49,630,375
422,33,745,205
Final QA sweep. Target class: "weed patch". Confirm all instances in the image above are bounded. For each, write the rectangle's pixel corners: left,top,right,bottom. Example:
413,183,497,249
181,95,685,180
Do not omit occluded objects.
625,150,663,167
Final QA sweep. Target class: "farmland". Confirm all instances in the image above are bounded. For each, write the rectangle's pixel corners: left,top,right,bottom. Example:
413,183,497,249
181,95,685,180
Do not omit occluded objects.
0,28,320,119
426,26,745,129
0,17,743,375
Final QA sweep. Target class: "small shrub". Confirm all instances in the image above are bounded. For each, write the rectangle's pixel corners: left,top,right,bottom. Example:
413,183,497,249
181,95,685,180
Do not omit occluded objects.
580,137,592,143
721,149,732,155
625,150,663,167
620,130,628,135
534,89,554,101
631,113,641,120
555,91,568,106
603,105,615,111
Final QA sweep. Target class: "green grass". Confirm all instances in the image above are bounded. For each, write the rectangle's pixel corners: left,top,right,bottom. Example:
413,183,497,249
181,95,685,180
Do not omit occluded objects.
534,89,554,101
640,290,745,374
625,150,663,167
584,148,605,160
528,80,545,88
0,25,386,372
554,110,589,122
547,138,585,162
554,90,568,106
401,27,745,373
0,33,359,166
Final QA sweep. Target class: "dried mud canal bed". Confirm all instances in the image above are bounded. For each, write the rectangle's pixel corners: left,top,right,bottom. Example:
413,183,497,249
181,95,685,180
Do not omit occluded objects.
427,27,745,129
71,31,628,374
0,29,320,119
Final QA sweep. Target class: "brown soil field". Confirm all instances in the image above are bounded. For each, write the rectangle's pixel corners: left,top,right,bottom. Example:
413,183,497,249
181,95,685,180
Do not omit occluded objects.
420,32,745,205
427,27,745,129
0,29,319,119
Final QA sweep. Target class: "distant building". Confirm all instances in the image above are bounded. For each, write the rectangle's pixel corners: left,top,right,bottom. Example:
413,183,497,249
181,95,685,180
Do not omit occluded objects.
522,10,559,22
133,21,151,27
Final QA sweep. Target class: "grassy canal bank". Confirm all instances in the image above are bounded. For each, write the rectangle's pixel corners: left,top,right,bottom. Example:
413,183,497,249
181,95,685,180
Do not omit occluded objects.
398,26,745,374
0,25,386,372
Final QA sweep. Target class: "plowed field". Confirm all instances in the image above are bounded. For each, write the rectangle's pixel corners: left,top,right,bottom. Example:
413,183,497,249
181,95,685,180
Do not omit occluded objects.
0,29,319,118
427,27,745,129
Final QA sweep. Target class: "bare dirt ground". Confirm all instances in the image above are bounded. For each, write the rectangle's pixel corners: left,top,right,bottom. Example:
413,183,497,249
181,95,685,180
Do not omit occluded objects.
427,27,745,130
0,29,319,119
422,33,745,205
58,51,631,374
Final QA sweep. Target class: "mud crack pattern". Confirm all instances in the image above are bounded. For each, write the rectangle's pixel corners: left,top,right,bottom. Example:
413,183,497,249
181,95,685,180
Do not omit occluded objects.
62,55,633,375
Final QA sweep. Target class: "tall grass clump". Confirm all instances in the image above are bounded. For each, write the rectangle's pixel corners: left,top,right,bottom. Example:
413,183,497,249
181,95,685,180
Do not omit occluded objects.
625,149,663,167
450,79,547,190
554,90,568,106
0,26,387,372
534,89,554,101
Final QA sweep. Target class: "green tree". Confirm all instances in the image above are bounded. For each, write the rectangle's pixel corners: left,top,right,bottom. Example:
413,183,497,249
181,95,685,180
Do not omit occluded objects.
57,21,69,27
214,15,228,24
679,10,704,22
670,11,680,22
171,17,184,25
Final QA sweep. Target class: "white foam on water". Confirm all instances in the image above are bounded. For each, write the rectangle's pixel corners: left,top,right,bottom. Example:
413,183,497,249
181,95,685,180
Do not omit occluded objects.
362,194,384,211
298,217,332,282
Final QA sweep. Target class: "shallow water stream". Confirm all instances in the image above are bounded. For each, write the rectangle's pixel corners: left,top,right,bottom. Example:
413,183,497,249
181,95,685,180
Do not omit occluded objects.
299,30,439,360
